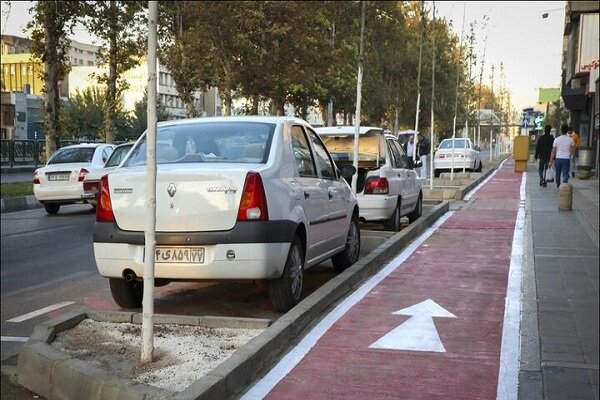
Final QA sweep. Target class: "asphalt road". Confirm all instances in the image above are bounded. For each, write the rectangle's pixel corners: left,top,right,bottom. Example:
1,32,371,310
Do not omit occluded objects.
1,204,400,361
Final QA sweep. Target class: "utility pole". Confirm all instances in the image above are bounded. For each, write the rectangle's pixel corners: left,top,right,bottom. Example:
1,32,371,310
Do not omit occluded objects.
352,1,366,193
142,0,158,364
429,1,436,190
477,18,488,148
451,2,467,181
413,0,424,168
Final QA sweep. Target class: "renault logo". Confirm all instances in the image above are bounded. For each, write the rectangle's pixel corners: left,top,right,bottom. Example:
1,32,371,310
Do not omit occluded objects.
167,183,176,197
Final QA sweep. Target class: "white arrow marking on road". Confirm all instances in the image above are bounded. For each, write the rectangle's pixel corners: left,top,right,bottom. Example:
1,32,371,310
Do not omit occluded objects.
369,299,456,353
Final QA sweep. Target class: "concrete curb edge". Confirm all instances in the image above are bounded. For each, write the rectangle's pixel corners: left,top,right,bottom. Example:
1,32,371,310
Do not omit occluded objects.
0,195,42,214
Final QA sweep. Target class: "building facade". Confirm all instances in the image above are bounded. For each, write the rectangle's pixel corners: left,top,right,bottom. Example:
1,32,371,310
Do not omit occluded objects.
560,1,599,171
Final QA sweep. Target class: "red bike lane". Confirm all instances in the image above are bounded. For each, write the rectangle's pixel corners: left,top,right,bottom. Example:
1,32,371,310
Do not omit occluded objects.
245,160,524,400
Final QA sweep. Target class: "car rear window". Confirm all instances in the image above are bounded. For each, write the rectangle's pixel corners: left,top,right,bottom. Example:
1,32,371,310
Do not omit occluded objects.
125,122,276,166
48,147,95,164
439,139,468,149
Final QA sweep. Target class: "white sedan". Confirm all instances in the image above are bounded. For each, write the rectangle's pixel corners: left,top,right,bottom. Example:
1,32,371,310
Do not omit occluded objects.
316,126,423,232
433,138,482,177
93,116,360,312
82,142,135,206
33,143,115,214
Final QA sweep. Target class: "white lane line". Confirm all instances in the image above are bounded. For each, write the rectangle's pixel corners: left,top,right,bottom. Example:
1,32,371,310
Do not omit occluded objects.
496,171,526,400
241,211,454,400
6,301,75,323
1,336,29,342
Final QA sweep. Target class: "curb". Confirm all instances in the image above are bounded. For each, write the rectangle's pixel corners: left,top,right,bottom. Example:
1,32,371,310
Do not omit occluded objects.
17,201,450,400
0,195,43,214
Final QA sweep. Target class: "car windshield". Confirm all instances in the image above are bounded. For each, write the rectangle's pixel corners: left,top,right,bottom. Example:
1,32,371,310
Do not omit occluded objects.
104,144,134,167
125,121,276,167
439,139,468,149
48,147,95,164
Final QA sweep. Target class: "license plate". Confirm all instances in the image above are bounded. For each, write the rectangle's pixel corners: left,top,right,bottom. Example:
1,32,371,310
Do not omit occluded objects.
154,247,205,264
48,173,70,181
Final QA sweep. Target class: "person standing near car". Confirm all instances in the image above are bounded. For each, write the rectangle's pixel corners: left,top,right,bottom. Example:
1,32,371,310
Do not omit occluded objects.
534,125,554,187
416,133,430,179
404,135,415,158
549,125,575,188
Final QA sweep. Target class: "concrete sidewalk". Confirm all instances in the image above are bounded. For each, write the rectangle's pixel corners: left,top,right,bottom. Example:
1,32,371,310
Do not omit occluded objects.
519,164,599,399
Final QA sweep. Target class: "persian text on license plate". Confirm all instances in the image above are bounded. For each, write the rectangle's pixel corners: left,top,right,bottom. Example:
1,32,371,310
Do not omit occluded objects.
48,173,70,181
155,247,205,264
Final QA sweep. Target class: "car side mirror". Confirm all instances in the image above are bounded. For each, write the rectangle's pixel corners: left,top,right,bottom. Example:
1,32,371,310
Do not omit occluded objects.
339,164,357,180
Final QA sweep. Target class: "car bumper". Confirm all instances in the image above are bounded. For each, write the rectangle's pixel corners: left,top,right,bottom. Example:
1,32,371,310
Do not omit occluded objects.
357,195,397,222
434,158,476,170
33,184,85,203
94,242,290,280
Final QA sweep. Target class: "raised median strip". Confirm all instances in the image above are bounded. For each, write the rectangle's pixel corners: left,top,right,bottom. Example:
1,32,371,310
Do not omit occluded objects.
17,201,449,400
0,195,42,214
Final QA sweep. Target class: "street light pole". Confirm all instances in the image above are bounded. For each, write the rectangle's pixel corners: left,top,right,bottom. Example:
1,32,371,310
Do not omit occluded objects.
429,1,436,190
413,1,424,169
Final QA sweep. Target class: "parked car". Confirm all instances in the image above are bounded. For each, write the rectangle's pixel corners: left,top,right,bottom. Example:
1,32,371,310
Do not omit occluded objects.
433,138,482,177
315,126,423,232
33,143,115,215
93,117,360,312
82,142,135,206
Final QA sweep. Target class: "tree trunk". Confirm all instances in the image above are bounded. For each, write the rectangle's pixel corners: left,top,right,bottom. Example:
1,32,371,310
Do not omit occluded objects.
252,95,259,115
43,25,59,160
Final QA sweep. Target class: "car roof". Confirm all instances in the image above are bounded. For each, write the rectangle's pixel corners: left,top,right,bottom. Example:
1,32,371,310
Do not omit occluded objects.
58,143,108,150
314,126,384,136
155,116,310,129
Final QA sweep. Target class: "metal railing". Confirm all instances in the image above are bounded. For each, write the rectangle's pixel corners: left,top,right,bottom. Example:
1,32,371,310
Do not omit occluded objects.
0,139,107,168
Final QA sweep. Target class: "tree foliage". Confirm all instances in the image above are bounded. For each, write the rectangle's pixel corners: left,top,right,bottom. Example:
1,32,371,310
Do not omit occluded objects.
82,0,146,143
128,90,171,140
27,0,83,159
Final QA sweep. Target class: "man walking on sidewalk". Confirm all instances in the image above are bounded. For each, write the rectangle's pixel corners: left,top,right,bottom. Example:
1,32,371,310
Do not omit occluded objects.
549,125,575,188
534,125,554,187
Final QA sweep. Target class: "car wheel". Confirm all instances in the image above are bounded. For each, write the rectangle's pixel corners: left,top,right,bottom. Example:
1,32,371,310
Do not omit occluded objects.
408,192,422,223
269,236,304,312
44,204,60,215
109,278,143,309
332,214,360,272
434,170,441,178
384,200,402,232
475,161,482,172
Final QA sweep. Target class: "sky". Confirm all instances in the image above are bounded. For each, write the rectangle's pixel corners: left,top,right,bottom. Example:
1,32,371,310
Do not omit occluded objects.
2,1,565,114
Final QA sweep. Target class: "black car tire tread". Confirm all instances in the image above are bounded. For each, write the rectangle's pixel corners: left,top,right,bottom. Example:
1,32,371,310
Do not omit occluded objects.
384,200,402,232
109,278,143,309
270,236,304,312
332,214,361,271
44,204,60,215
408,192,422,223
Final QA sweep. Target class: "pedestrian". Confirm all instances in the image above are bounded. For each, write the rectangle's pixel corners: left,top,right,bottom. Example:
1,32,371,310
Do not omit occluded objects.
416,133,430,179
567,127,580,178
534,125,554,187
549,125,575,188
403,135,415,158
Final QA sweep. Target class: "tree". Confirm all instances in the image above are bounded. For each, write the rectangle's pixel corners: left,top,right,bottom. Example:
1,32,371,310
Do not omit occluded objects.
83,0,146,144
127,90,170,140
27,1,83,159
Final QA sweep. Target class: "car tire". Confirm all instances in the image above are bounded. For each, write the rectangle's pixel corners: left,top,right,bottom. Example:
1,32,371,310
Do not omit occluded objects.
434,170,441,178
475,161,482,172
384,200,402,232
332,214,361,271
109,278,143,309
408,192,422,223
44,204,60,215
269,236,304,312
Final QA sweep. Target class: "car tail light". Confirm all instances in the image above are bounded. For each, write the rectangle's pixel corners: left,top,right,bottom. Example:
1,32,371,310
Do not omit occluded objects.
78,168,89,182
365,177,389,194
438,154,445,159
33,171,40,184
83,181,99,192
237,172,268,221
96,175,115,222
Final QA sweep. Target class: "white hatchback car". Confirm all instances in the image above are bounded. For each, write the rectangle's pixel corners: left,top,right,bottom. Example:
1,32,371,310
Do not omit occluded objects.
33,143,115,214
315,126,423,231
433,137,482,177
93,117,360,312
